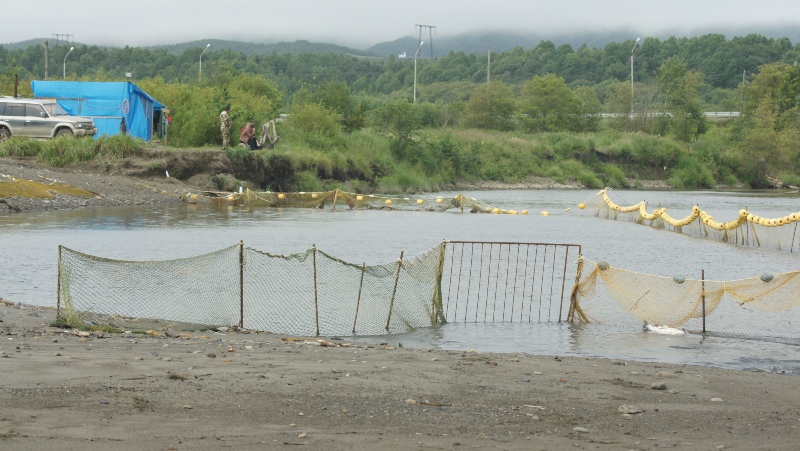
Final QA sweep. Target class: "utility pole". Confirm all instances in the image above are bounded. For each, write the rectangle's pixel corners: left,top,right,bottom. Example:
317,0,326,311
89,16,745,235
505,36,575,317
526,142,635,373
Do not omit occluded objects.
413,41,424,102
44,40,49,79
630,38,640,119
487,50,491,84
415,24,436,59
740,69,746,113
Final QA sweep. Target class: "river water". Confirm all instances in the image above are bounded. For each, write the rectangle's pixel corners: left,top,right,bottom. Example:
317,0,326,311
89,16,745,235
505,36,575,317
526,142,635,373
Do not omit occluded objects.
1,189,799,373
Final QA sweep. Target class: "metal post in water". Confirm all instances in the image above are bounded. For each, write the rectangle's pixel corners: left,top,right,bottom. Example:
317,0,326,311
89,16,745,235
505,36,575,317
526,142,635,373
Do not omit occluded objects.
239,240,244,328
432,241,447,325
548,246,558,321
313,244,319,336
454,243,465,321
701,269,706,333
352,263,366,334
557,246,571,322
385,251,404,331
445,241,456,318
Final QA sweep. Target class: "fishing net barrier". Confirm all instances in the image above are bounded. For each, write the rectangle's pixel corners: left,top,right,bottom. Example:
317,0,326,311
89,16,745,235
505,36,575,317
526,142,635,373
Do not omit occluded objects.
185,187,800,254
56,240,582,336
183,188,533,215
574,188,800,253
57,240,800,340
571,258,800,341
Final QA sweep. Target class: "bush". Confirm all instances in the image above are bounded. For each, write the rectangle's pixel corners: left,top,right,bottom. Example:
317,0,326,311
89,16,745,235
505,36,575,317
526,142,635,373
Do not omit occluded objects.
600,164,628,187
285,103,344,150
669,154,716,189
376,165,439,193
0,136,42,157
577,171,603,189
294,171,324,192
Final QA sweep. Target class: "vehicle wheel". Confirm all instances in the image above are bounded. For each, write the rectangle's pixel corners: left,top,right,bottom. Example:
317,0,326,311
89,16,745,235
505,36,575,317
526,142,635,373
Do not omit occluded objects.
56,128,74,137
0,128,9,142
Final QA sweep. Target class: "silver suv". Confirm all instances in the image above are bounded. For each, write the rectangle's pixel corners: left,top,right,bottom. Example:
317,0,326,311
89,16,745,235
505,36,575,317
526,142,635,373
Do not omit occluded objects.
0,97,97,142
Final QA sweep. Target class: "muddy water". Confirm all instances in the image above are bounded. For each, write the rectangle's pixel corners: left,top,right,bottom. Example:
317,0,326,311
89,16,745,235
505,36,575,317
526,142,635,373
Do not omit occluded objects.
1,189,799,373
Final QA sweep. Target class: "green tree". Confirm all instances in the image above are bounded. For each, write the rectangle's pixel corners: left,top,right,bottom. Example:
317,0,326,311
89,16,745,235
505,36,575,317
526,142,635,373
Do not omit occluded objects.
369,99,422,161
743,63,800,131
737,62,800,187
574,86,602,132
519,74,587,132
656,57,707,145
463,81,516,131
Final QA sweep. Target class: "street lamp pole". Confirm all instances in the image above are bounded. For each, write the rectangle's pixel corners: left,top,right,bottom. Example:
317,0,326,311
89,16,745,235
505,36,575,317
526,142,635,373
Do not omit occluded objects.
413,41,424,103
199,43,210,83
630,38,640,118
63,46,74,80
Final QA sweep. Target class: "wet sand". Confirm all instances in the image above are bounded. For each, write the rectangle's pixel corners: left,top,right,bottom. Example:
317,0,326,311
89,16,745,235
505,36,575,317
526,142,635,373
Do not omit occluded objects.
2,299,799,450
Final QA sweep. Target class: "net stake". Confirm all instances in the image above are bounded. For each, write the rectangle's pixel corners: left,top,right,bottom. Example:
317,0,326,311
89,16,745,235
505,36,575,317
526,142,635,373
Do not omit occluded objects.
57,245,62,319
313,244,319,336
701,269,706,333
352,263,366,334
385,251,404,331
239,240,244,328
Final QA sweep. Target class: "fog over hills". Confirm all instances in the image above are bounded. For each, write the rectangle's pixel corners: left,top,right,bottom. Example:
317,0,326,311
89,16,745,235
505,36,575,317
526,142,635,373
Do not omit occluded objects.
4,25,799,58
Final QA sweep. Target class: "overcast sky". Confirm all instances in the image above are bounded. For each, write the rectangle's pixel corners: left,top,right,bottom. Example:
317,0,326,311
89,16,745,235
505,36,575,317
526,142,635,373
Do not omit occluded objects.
3,0,799,48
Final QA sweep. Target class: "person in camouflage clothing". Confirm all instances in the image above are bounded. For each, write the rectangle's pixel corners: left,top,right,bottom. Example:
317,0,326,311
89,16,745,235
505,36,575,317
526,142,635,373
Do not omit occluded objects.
220,105,232,149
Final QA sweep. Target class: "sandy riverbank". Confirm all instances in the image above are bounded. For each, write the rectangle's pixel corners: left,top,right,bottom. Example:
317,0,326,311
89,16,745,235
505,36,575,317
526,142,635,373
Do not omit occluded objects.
1,155,671,215
2,299,799,450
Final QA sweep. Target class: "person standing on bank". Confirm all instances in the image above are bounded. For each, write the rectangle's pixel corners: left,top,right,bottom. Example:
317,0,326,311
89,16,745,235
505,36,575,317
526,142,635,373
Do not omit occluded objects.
220,105,232,149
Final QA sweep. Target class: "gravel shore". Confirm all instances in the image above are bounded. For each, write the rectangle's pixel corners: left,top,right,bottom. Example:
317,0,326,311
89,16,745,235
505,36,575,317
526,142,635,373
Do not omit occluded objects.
2,300,799,450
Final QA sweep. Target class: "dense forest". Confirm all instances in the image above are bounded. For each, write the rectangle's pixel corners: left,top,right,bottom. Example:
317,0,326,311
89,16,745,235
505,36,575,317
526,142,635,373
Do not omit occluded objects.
1,33,800,193
3,33,798,96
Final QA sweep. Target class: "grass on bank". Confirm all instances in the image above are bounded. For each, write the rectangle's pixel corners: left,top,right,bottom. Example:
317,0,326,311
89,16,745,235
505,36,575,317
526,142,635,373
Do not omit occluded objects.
0,134,146,167
0,125,774,193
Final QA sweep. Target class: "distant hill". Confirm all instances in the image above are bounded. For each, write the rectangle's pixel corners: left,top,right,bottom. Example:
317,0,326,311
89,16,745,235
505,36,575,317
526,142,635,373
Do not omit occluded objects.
0,38,81,50
368,26,800,58
0,38,376,57
148,39,376,57
4,25,800,57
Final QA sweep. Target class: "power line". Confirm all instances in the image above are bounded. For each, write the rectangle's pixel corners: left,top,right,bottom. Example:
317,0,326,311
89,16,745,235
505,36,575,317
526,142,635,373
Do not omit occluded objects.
415,24,436,59
51,34,74,44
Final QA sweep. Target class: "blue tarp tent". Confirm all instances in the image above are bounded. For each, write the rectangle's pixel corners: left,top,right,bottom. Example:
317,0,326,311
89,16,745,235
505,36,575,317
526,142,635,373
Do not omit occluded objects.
31,81,165,141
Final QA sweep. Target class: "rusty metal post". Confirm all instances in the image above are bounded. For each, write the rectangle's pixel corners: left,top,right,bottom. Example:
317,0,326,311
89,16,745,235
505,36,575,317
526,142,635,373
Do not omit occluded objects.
385,251,404,331
501,243,512,321
445,241,456,318
701,269,706,333
548,245,558,320
453,242,465,321
432,241,447,325
239,240,244,328
313,244,319,336
352,263,366,334
557,245,571,322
